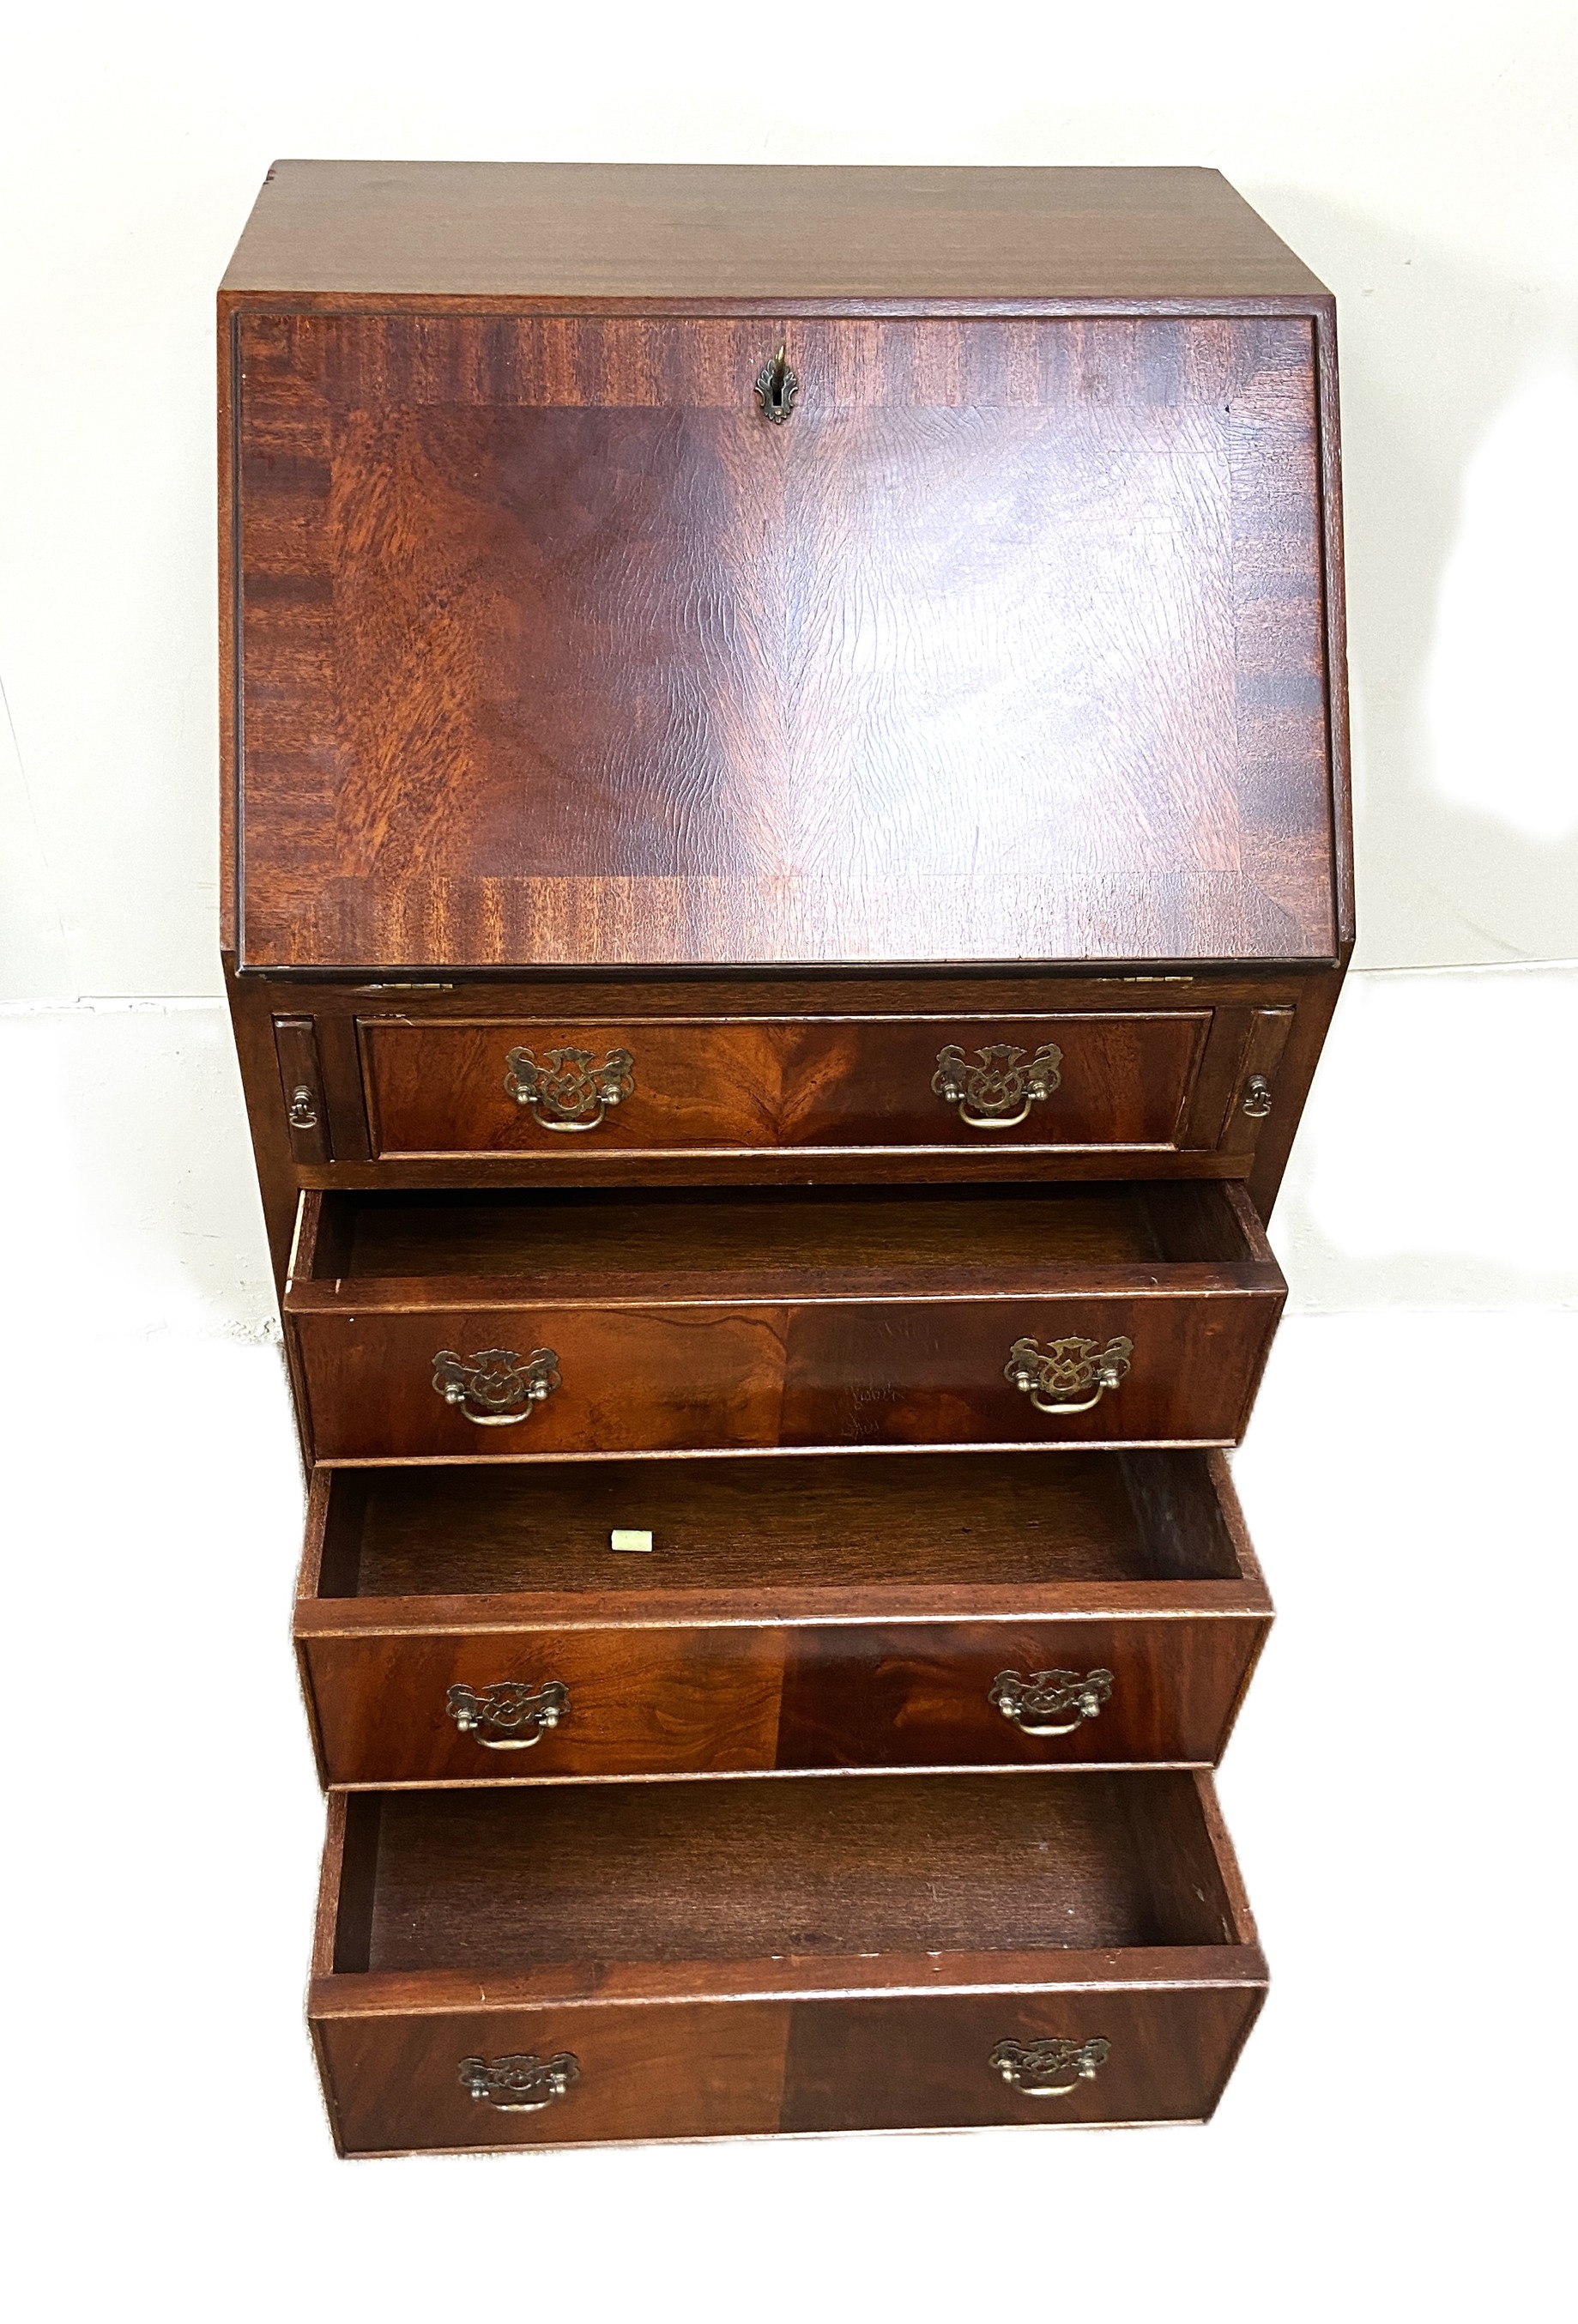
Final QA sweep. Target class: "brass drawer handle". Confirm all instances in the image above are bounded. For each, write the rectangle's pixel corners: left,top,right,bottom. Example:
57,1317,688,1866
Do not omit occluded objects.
458,2052,581,2112
447,1679,570,1748
1242,1072,1273,1118
989,2037,1110,2099
1006,1334,1132,1414
989,1667,1114,1736
933,1041,1062,1129
505,1044,635,1131
432,1346,561,1426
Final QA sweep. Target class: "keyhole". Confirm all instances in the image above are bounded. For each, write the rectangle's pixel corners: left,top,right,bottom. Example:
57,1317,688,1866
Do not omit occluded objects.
754,337,799,424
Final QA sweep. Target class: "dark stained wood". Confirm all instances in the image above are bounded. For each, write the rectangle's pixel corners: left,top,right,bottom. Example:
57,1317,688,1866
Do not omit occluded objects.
307,1771,1267,2152
293,1450,1270,1783
317,1996,795,2155
224,960,1344,1295
361,1010,1211,1157
313,1448,1247,1598
356,1773,1239,1970
223,163,1330,303
271,1014,332,1164
281,1183,1284,1462
779,1986,1262,2133
218,167,1333,2158
233,312,1333,973
331,1184,1164,1279
309,1626,787,1784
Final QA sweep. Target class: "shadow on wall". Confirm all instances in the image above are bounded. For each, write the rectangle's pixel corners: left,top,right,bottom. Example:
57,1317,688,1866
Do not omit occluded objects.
0,1004,279,1338
1270,962,1578,1310
1255,190,1578,971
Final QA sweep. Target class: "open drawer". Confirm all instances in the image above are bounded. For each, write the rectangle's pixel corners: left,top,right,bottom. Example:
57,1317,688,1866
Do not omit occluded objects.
282,1181,1285,1461
296,1449,1270,1784
310,1769,1266,2153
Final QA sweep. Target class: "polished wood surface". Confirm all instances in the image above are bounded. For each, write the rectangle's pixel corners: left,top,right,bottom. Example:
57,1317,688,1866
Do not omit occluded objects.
295,1450,1269,1782
224,162,1329,302
283,1183,1284,1461
308,1771,1266,2151
316,2000,793,2155
216,166,1333,2154
329,1183,1164,1277
224,959,1342,1289
779,1986,1262,2134
308,1448,1248,1596
361,1009,1212,1156
234,312,1333,972
344,1771,1240,1967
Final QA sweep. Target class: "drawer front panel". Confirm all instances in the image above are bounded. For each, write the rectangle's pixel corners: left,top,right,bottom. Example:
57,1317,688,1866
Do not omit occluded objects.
780,1987,1263,2133
317,2002,792,2156
290,1292,1279,1459
305,1628,788,1784
778,1296,1275,1452
293,1304,787,1461
776,1617,1263,1770
305,1615,1263,1784
360,1013,1212,1158
315,1986,1261,2151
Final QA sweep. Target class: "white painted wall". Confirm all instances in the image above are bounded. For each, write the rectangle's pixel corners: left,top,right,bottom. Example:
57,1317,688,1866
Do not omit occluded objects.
2,0,1575,996
3,9,1574,2319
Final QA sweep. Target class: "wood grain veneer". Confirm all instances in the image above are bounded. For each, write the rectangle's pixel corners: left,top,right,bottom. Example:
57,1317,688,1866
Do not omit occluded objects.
281,1181,1285,1462
223,162,1327,302
233,310,1333,973
294,1449,1271,1784
308,1770,1267,2152
215,165,1333,2155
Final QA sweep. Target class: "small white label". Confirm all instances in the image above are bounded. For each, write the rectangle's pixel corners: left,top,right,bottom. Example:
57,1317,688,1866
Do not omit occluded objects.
609,1528,654,1554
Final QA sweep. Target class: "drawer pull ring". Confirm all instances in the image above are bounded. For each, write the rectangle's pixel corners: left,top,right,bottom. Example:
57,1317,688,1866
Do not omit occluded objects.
1242,1072,1273,1119
432,1346,561,1425
505,1044,635,1132
458,2052,581,2112
932,1042,1062,1129
287,1084,318,1130
447,1679,570,1747
989,1667,1114,1736
1005,1334,1132,1414
989,2037,1110,2099
754,338,799,424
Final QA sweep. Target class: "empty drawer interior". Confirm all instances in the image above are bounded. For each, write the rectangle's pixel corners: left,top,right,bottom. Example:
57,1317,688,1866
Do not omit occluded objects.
330,1770,1244,1974
312,1449,1249,1599
299,1181,1265,1283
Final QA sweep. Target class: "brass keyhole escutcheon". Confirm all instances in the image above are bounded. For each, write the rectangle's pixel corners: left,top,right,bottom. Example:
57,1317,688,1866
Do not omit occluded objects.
755,337,799,423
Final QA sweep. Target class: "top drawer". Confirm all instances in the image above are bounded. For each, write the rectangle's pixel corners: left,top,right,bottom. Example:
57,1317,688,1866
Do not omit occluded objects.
231,313,1338,973
360,1008,1274,1159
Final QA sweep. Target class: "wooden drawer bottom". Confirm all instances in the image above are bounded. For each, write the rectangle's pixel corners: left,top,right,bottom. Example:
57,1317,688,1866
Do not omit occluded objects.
310,1770,1266,2154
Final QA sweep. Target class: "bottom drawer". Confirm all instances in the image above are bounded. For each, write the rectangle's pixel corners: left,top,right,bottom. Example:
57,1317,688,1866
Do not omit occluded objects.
310,1770,1266,2155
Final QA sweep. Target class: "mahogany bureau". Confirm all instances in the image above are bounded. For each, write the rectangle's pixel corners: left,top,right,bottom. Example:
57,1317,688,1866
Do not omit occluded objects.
219,162,1351,2155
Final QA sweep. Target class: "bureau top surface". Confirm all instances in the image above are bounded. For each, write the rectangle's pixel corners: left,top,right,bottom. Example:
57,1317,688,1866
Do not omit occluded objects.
221,161,1328,303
